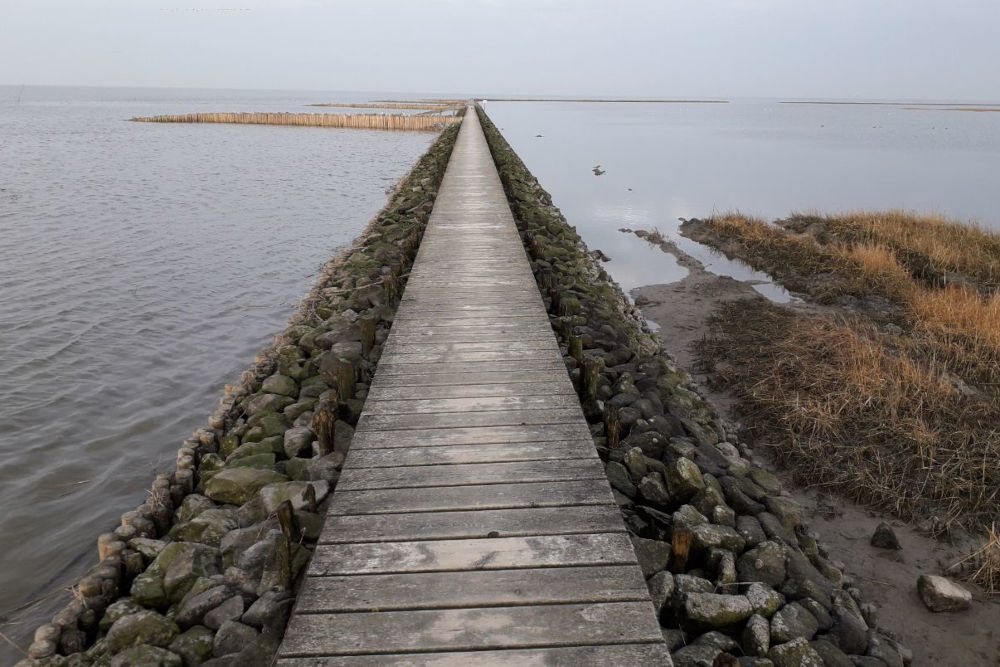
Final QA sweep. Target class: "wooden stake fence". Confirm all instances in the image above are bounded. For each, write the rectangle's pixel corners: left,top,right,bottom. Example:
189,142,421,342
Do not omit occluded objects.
130,112,461,131
308,102,461,111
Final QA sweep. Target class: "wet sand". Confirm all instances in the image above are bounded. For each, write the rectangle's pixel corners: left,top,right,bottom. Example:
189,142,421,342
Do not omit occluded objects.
629,233,1000,666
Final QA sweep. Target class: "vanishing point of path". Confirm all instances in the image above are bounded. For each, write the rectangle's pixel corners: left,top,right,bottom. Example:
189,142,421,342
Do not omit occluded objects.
276,110,668,664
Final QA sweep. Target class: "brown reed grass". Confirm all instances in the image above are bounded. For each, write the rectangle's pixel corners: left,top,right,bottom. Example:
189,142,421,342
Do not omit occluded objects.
953,524,1000,594
308,102,462,111
783,210,1000,290
131,112,461,132
699,301,1000,532
693,211,1000,551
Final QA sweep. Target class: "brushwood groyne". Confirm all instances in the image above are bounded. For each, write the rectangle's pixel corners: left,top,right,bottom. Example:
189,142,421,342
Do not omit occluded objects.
130,112,462,132
17,105,911,667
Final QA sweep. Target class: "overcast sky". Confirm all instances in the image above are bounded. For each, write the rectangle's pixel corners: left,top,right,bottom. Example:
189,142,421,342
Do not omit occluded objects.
2,0,998,101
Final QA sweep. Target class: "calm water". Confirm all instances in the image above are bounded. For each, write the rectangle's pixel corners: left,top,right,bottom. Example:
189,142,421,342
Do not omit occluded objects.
0,86,432,653
484,100,1000,295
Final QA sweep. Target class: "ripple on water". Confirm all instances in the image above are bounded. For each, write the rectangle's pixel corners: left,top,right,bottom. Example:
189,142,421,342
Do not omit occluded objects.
0,88,434,652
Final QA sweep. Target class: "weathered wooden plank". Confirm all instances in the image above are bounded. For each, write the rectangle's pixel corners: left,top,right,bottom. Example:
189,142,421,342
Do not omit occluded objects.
321,505,623,543
385,321,547,332
404,273,534,280
329,479,615,515
384,333,557,346
279,602,662,656
336,458,605,491
399,281,536,292
394,306,548,318
400,296,540,305
356,407,581,432
364,394,579,415
400,291,539,300
295,565,647,611
350,423,591,448
347,441,593,467
382,341,557,355
380,349,557,364
308,533,637,576
367,382,573,401
388,316,545,328
375,360,567,377
277,643,671,666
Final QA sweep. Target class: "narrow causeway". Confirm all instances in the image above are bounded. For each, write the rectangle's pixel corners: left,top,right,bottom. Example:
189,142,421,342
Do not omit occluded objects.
277,108,668,664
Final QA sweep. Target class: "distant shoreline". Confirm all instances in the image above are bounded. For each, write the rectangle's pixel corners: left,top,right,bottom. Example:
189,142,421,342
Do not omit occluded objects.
373,97,730,104
483,98,730,104
781,100,1000,108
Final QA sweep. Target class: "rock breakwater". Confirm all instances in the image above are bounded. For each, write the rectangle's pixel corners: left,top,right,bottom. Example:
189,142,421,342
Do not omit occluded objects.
477,105,911,667
15,123,460,667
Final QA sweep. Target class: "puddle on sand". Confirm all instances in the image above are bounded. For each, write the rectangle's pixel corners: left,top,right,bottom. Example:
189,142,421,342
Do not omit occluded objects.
620,220,798,304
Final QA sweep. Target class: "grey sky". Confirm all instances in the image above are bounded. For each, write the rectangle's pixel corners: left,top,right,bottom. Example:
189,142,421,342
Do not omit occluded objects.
2,0,998,100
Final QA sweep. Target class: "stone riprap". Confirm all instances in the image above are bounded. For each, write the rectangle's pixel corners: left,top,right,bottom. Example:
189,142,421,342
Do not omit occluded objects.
276,108,667,663
477,105,912,667
15,123,461,667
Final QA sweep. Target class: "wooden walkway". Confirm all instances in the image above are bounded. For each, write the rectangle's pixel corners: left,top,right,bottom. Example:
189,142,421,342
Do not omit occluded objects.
278,109,668,665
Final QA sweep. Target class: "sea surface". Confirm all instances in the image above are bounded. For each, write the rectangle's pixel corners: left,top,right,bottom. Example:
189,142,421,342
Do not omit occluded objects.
484,100,1000,296
0,86,433,656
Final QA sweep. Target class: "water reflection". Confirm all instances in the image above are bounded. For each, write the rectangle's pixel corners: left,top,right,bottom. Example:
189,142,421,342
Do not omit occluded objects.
486,99,1000,299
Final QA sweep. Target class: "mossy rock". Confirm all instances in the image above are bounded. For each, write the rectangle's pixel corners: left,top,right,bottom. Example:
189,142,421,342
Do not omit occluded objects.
283,324,313,344
299,376,328,398
175,494,215,523
284,457,311,481
130,542,189,608
197,453,224,478
228,440,278,461
104,610,178,653
284,398,316,422
162,543,221,603
260,374,298,398
168,509,238,547
204,467,288,505
245,412,289,438
683,592,753,627
218,434,240,458
241,426,265,444
110,645,183,666
168,625,214,666
245,392,295,417
99,599,144,633
225,453,276,470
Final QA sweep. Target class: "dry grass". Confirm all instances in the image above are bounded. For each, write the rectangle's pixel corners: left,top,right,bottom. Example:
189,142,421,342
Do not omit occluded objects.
694,211,1000,547
700,302,1000,529
783,210,1000,290
688,214,881,302
953,525,1000,594
307,102,461,111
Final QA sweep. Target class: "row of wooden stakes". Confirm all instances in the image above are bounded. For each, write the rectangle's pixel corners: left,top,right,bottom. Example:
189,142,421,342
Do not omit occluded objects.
130,112,462,131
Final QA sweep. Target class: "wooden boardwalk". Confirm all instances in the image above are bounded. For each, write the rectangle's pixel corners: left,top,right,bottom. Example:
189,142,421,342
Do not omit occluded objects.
278,109,668,665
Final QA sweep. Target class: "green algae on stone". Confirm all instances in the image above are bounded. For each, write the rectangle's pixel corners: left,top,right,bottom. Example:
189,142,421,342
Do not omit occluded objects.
261,374,298,398
168,625,214,666
104,610,179,653
204,467,288,505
